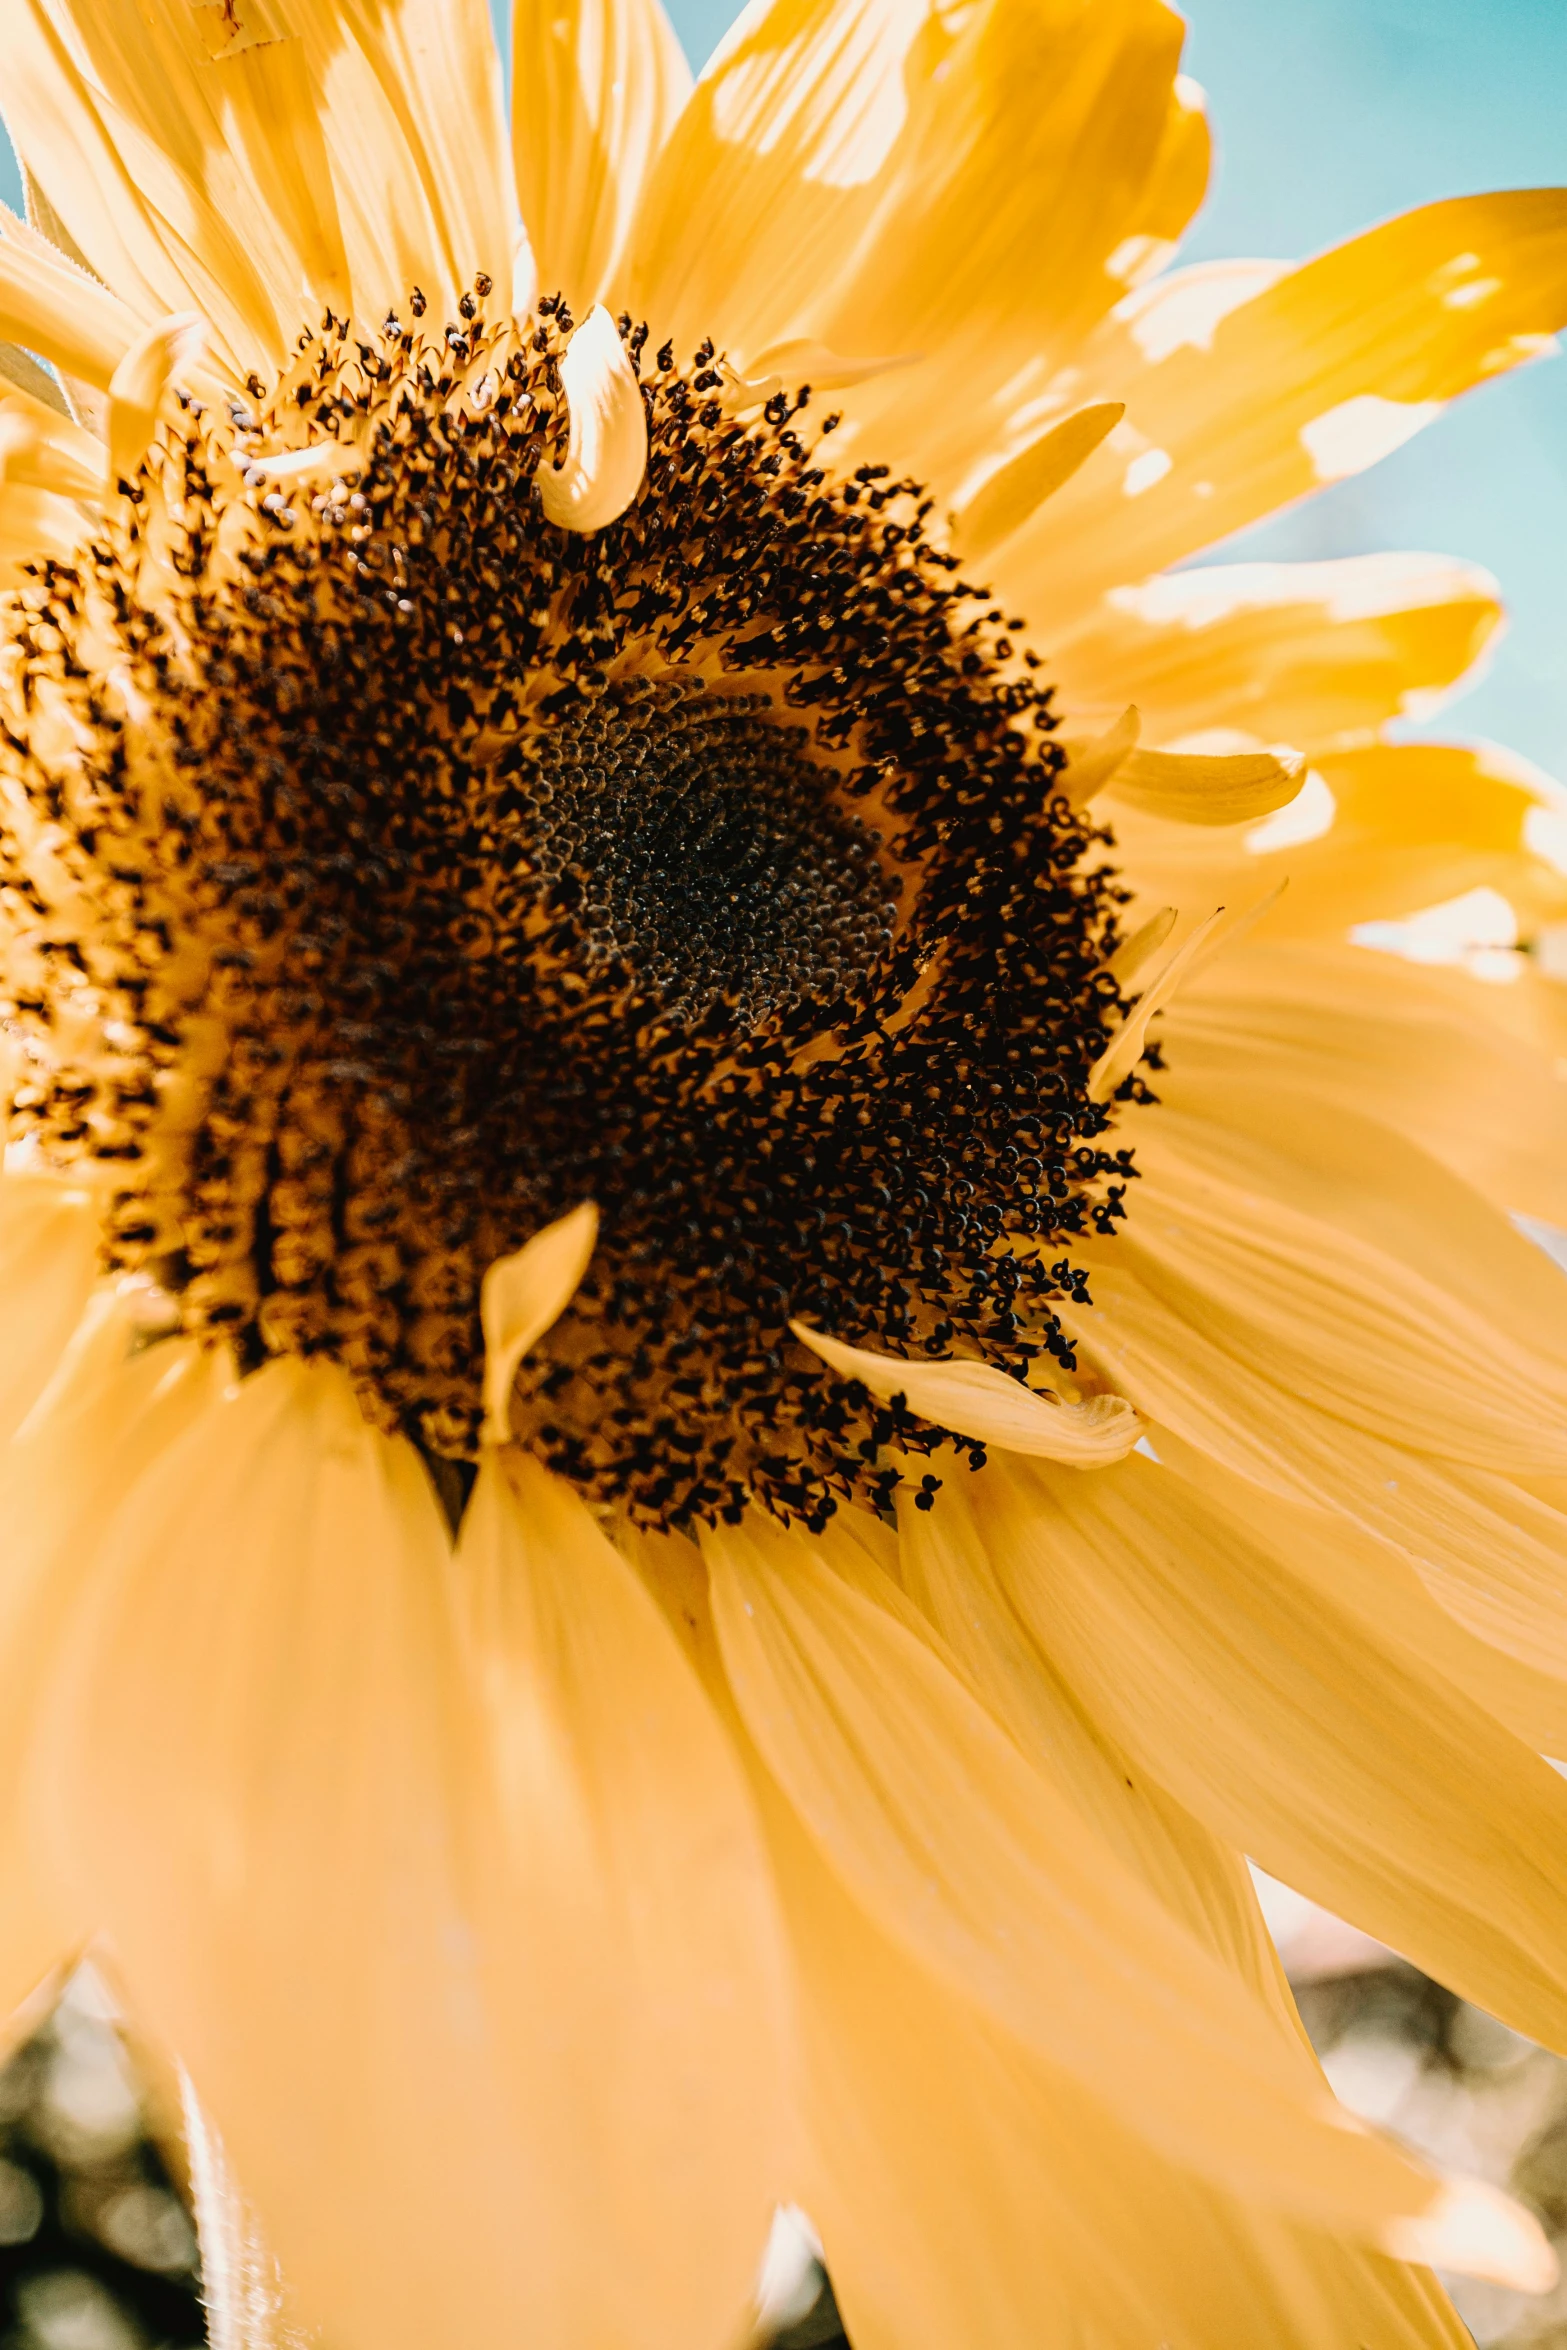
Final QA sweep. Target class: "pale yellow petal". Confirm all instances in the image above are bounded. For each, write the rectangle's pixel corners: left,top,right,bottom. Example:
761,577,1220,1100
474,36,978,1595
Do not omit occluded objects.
789,1318,1141,1462
1164,937,1567,1227
979,1446,1567,2057
1057,1238,1567,1709
757,1771,1477,2350
0,208,141,388
107,310,206,486
512,0,692,314
0,386,104,497
997,190,1567,634
1119,1111,1567,1471
703,1511,1467,2242
31,1359,538,2350
478,1199,597,1440
537,302,648,530
0,479,91,580
0,1175,100,1445
3,0,516,374
454,1453,789,2350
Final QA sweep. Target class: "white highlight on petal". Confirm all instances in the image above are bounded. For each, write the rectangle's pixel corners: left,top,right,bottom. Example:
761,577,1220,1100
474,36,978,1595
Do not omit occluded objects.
1352,885,1521,984
1299,394,1442,484
1113,257,1287,362
1246,767,1336,854
753,2206,823,2339
788,1320,1141,1467
1122,446,1172,498
107,312,207,488
538,305,647,533
480,1201,598,1443
1523,802,1567,879
1104,233,1177,289
1385,2178,1558,2294
1106,550,1500,632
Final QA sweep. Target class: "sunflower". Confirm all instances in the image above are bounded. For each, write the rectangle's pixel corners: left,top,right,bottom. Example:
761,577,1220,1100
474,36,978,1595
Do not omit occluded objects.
0,0,1566,2342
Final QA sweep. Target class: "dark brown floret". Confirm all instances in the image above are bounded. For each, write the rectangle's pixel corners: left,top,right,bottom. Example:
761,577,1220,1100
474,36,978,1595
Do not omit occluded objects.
0,298,1139,1530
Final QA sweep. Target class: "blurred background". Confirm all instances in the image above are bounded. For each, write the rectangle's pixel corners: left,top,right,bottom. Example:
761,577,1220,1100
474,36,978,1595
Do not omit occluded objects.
1,2,1566,2347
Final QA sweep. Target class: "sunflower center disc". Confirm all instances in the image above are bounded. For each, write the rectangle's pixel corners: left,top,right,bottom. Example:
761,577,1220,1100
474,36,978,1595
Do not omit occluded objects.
0,296,1141,1530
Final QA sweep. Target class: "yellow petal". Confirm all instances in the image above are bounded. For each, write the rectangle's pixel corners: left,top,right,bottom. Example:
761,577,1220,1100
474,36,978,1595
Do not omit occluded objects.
756,1751,1484,2350
1104,902,1176,984
0,386,105,499
479,1199,598,1441
537,303,648,530
107,310,207,487
954,402,1124,561
0,480,92,581
0,1299,227,2051
623,0,935,366
980,1445,1567,2058
455,1452,789,2350
0,209,141,389
704,1511,1465,2242
1162,935,1567,1229
512,0,692,315
1088,899,1249,1102
4,0,516,368
0,1174,100,1445
822,0,1209,487
31,1359,549,2350
1121,1115,1567,1472
1000,190,1567,632
1053,554,1502,754
1108,741,1305,825
1059,701,1140,804
1057,1235,1567,1712
788,1318,1141,1464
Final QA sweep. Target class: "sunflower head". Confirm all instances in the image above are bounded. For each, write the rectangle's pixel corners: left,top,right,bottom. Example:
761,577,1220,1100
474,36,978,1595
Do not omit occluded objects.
0,288,1139,1527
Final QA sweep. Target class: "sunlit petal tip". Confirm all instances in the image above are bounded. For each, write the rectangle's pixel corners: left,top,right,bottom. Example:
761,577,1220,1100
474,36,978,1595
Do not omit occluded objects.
537,305,647,533
788,1319,1141,1465
956,402,1125,561
107,311,207,489
1059,705,1140,806
1385,2176,1559,2293
480,1200,598,1443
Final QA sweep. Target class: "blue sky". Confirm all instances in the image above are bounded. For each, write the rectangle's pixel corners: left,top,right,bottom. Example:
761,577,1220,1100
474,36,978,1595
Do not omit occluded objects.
4,0,1564,769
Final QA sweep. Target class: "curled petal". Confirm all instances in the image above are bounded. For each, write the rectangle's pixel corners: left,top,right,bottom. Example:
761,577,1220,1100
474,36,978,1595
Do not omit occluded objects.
1089,890,1283,1104
537,304,647,532
480,1201,598,1442
788,1320,1140,1465
1109,742,1306,825
1060,705,1140,806
237,441,366,490
1104,905,1176,985
956,404,1124,560
107,312,206,488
